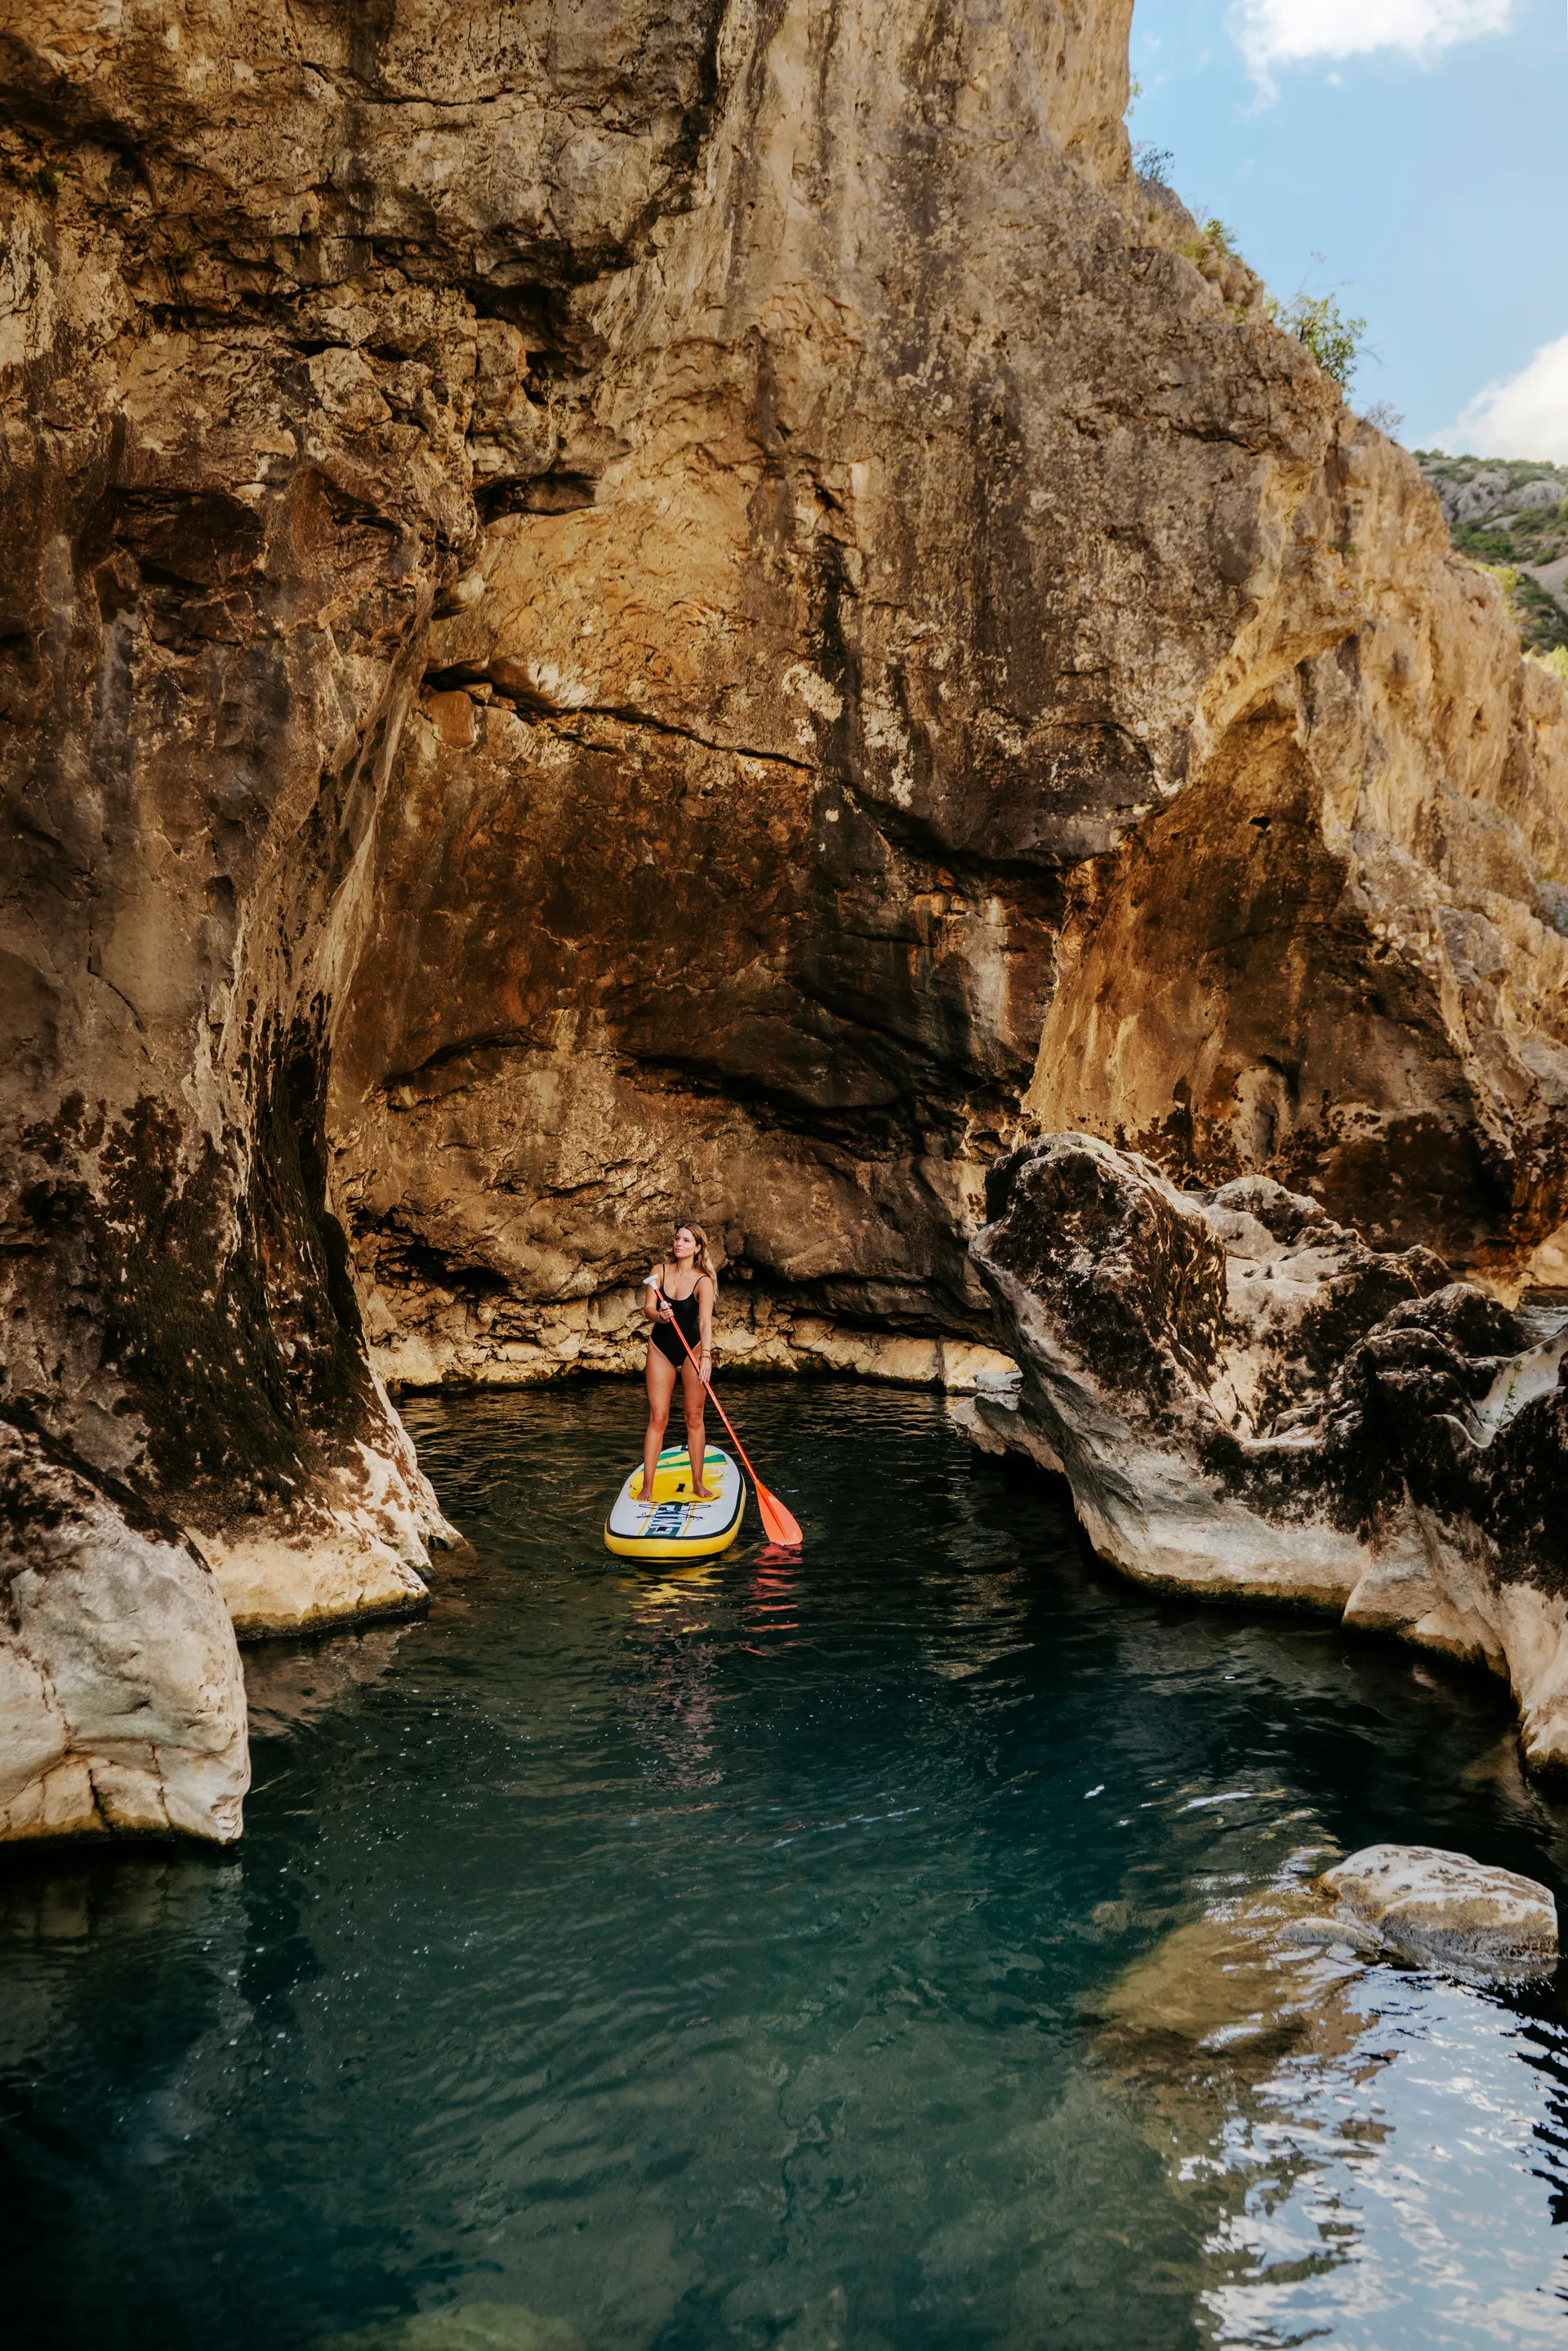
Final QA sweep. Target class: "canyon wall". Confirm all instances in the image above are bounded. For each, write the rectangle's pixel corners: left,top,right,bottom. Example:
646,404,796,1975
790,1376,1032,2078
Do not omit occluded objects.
3,0,1568,1837
328,2,1568,1387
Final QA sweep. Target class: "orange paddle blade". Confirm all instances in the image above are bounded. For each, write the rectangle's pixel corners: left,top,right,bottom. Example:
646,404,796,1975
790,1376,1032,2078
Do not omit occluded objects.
753,1482,803,1549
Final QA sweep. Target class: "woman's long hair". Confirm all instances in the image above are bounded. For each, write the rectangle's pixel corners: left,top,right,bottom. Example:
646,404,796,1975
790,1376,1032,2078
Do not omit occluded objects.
678,1222,716,1280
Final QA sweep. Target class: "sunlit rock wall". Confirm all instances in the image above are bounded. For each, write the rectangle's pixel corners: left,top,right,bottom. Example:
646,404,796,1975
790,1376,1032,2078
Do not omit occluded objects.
329,0,1568,1393
1027,461,1568,1278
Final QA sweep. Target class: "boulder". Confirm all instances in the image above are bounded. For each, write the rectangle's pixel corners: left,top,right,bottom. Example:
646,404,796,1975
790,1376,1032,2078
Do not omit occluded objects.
1443,467,1512,524
1095,1843,1555,2067
1318,1844,1557,1983
0,1413,248,1846
1093,1864,1370,2052
969,1133,1568,1770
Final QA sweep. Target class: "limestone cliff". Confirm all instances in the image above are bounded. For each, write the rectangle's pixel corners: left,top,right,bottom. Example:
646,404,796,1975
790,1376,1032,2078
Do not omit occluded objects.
330,10,1568,1380
3,0,1568,1839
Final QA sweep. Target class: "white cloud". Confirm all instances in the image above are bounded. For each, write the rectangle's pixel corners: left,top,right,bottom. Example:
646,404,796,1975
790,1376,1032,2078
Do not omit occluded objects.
1234,0,1512,82
1435,333,1568,461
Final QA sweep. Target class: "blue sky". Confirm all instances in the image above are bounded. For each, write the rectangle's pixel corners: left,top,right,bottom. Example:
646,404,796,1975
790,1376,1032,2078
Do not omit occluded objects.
1129,0,1568,456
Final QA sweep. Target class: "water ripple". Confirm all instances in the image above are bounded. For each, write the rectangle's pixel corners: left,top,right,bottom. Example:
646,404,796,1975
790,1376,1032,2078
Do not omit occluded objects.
2,1384,1566,2349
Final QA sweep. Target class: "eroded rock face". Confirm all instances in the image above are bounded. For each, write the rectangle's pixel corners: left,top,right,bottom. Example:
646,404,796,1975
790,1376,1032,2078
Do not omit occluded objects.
329,0,1146,1374
966,1132,1568,1769
0,7,493,1646
0,1412,247,1844
1025,533,1568,1274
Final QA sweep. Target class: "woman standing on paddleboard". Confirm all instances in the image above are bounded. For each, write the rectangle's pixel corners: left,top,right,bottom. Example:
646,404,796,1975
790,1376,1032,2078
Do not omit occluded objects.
641,1225,717,1505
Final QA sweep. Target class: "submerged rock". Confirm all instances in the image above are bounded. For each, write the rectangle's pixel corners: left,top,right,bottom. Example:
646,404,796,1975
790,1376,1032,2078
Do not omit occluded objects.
1095,1843,1555,2051
241,1621,414,1743
1319,1843,1557,1984
0,1413,247,1845
1091,1829,1556,2319
1094,1868,1370,2053
313,2305,584,2351
968,1132,1568,1770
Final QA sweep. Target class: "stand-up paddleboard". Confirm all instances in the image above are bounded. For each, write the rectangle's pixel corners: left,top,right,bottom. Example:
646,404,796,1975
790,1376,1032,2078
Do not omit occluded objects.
604,1444,746,1561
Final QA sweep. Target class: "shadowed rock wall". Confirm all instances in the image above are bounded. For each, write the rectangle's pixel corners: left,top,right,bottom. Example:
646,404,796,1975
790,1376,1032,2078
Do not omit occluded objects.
0,4,501,1642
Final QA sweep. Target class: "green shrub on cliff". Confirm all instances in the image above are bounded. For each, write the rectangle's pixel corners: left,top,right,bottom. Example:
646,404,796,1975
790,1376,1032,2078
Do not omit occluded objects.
1172,219,1265,314
1508,578,1568,659
1475,559,1526,598
1266,290,1367,394
1174,218,1231,269
1135,143,1365,399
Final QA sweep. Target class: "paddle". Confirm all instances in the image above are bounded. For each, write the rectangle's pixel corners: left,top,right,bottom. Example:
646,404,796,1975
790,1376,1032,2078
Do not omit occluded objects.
655,1289,804,1549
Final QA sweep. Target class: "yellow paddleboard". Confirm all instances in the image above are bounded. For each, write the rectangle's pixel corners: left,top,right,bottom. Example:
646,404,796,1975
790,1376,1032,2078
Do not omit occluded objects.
604,1444,746,1561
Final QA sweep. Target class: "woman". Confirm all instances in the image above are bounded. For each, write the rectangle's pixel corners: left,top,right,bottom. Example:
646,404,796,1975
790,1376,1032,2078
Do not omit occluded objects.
640,1224,717,1505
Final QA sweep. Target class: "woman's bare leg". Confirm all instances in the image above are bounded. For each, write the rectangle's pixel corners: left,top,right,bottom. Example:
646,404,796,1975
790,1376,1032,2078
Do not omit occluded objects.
681,1357,713,1498
643,1347,676,1499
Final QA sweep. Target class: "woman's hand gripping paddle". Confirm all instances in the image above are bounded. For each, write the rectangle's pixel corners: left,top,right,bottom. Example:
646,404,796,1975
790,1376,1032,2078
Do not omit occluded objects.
656,1291,803,1549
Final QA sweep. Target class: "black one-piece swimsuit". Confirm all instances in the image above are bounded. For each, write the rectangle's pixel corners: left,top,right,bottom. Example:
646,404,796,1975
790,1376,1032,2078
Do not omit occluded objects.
651,1272,702,1369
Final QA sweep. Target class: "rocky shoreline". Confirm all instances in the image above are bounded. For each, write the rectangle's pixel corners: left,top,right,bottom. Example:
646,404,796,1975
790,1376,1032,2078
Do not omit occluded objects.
956,1130,1568,1774
372,1293,1015,1397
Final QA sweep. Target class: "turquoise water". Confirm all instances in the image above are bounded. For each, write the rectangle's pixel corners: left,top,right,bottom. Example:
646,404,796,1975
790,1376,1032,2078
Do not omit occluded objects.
4,1383,1568,2350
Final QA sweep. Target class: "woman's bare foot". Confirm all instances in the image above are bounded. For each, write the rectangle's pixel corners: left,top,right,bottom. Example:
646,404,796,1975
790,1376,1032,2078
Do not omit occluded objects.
691,1482,715,1502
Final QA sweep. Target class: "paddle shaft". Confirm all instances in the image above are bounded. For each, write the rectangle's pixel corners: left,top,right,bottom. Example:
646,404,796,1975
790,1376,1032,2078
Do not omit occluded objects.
653,1287,784,1518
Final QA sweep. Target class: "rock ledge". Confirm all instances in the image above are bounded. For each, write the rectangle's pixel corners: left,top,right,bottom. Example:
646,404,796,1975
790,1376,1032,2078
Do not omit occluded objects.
966,1132,1568,1770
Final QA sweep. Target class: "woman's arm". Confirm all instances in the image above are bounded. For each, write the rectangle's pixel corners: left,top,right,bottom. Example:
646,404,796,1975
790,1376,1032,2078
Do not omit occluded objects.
697,1274,714,1372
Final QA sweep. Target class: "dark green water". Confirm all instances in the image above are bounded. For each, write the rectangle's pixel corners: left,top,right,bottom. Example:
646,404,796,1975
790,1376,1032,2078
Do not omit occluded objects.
5,1384,1568,2351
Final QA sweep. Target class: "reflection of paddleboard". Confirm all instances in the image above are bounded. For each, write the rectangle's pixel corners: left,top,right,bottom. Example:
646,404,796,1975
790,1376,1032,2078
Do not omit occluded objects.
604,1445,745,1561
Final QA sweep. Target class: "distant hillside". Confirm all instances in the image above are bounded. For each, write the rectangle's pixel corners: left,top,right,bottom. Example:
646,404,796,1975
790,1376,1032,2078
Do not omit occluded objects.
1416,452,1568,662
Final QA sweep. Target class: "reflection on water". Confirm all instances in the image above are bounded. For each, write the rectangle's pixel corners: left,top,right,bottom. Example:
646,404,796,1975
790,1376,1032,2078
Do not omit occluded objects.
624,1561,728,1791
1197,1973,1568,2347
243,1622,416,1740
2,1383,1567,2350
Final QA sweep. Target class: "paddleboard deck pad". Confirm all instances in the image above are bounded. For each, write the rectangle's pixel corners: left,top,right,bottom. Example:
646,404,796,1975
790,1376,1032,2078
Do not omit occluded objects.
604,1445,745,1560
